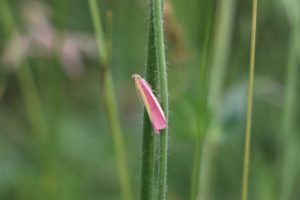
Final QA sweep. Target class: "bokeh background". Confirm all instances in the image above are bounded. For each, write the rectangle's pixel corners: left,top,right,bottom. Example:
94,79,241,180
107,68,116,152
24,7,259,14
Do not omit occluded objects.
0,0,299,199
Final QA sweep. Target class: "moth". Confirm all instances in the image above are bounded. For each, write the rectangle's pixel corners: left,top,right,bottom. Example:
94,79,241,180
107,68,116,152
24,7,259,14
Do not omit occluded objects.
132,74,166,133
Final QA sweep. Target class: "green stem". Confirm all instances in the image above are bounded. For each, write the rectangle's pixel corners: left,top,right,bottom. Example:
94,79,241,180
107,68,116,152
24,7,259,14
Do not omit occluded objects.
151,0,169,199
198,0,236,199
140,1,158,199
88,1,132,200
103,72,133,200
191,137,202,200
241,0,257,200
88,0,107,65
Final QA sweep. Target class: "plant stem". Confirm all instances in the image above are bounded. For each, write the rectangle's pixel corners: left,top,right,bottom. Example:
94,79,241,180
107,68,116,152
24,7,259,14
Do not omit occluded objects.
241,0,257,200
190,137,203,200
88,1,133,200
88,0,108,65
140,1,158,199
151,0,169,199
197,0,236,199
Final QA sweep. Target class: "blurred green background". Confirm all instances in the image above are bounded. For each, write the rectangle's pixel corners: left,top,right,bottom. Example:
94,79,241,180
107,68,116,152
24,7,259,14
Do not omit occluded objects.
0,0,299,199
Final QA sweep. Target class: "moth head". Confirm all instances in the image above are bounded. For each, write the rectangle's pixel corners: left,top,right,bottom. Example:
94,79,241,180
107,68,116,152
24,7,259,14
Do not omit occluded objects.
132,74,141,80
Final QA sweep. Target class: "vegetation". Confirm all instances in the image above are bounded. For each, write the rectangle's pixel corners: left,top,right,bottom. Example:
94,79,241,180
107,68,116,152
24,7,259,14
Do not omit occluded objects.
0,0,299,199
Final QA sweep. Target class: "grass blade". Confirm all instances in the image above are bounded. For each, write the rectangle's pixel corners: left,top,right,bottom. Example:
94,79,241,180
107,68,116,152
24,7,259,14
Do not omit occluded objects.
88,1,133,199
241,0,257,199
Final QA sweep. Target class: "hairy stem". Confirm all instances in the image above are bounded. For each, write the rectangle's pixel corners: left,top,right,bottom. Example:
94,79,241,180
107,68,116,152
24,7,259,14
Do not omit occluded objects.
140,0,159,199
151,0,169,199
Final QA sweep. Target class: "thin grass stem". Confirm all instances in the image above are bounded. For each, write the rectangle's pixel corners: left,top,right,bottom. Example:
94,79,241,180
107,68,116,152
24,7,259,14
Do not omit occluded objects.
241,0,257,200
88,1,133,200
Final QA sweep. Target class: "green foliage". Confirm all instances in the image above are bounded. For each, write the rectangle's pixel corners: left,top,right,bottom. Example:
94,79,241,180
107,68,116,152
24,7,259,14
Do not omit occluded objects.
0,0,299,199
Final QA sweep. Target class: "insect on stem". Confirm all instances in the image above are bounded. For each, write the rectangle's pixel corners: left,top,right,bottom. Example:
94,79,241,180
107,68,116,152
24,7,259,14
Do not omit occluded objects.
132,74,166,134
